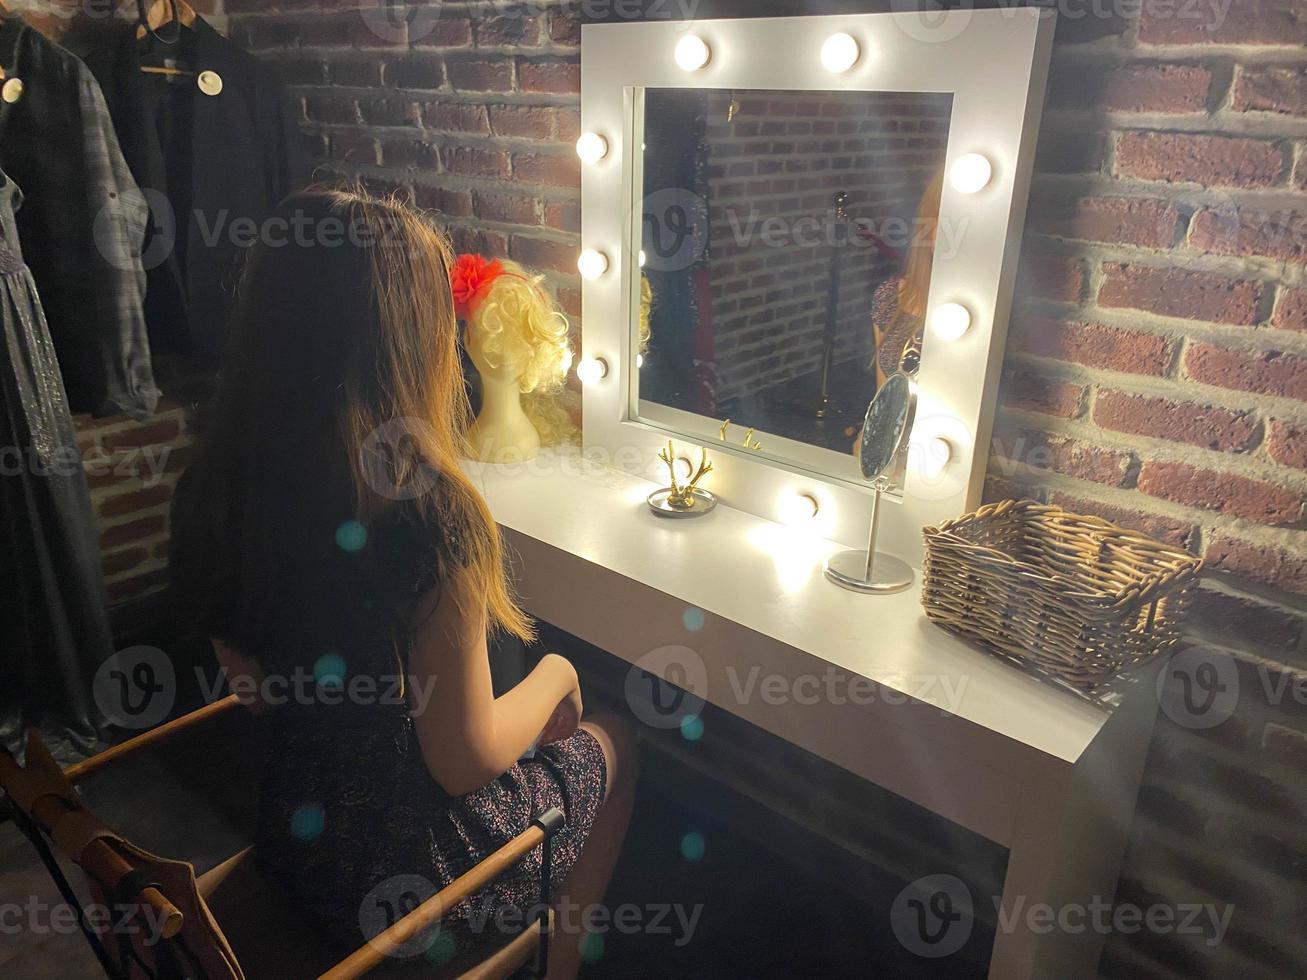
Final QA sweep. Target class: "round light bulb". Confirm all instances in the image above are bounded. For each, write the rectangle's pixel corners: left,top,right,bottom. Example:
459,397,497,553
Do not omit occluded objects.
779,492,819,526
577,249,609,280
820,32,860,73
638,249,647,268
577,356,609,385
674,34,711,72
931,302,973,341
636,353,645,368
950,153,993,194
912,436,953,481
575,132,608,165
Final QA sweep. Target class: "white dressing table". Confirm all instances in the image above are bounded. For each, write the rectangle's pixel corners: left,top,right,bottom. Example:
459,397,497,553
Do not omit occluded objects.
467,450,1158,979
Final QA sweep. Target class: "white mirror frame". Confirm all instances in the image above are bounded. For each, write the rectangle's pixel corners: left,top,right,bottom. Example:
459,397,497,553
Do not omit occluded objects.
580,10,1056,563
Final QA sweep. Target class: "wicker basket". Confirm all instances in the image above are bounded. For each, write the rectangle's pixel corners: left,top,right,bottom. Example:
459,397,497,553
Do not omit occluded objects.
921,499,1202,694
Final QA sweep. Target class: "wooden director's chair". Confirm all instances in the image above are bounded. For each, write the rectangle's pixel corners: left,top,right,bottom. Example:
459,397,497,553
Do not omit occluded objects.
0,695,565,980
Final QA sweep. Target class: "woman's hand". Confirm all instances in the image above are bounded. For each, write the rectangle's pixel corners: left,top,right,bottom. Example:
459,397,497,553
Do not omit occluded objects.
538,662,583,745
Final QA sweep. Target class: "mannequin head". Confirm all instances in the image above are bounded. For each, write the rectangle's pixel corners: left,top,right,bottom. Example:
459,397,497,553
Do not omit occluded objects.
454,255,571,392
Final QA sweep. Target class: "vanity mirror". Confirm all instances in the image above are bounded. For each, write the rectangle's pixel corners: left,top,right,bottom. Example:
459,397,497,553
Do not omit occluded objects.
581,10,1056,560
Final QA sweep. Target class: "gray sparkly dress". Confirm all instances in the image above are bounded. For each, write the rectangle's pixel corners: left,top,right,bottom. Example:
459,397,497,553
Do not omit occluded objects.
0,171,116,757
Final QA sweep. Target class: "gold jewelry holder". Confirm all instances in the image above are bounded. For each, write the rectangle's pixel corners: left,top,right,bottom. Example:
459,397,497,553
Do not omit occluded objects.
647,442,717,518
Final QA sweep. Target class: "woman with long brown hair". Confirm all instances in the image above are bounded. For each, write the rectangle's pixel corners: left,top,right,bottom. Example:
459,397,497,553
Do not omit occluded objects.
170,187,635,978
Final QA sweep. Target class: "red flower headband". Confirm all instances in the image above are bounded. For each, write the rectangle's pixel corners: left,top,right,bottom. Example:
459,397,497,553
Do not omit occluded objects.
450,253,506,320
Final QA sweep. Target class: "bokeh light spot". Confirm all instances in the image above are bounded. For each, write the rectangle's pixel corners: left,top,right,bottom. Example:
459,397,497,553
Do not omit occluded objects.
314,653,347,689
336,520,367,552
680,714,704,742
682,607,705,632
290,803,325,842
425,929,457,965
579,931,605,963
680,831,706,863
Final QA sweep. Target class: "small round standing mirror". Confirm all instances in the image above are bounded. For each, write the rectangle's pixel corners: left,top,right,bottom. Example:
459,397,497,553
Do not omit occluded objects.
825,372,916,595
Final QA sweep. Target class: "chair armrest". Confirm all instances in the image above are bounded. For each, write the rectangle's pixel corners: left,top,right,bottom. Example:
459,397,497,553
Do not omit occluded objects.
320,808,567,980
65,694,245,785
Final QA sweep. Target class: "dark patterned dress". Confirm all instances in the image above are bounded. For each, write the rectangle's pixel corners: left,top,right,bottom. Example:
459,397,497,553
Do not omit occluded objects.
253,531,607,957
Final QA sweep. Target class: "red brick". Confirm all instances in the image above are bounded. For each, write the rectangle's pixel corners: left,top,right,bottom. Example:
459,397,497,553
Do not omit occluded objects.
1189,206,1307,266
100,420,181,453
548,10,581,47
99,515,167,550
413,186,473,218
441,145,511,178
1138,0,1307,46
379,139,437,169
1232,67,1307,116
327,59,377,87
1000,372,1084,418
1050,63,1211,114
474,192,540,227
99,485,173,520
1274,288,1307,333
982,473,1043,505
992,426,1133,487
409,17,473,49
387,55,444,90
306,95,357,125
488,104,557,139
555,108,581,143
1031,197,1181,248
445,57,513,93
1013,317,1173,376
512,152,580,189
1188,589,1303,651
101,547,149,578
474,14,540,48
1017,254,1084,303
1115,132,1287,189
1035,130,1105,175
1263,723,1307,773
359,99,415,127
557,286,581,318
1093,389,1258,452
448,227,509,258
1185,344,1307,403
1267,418,1307,470
1048,492,1196,549
1099,263,1263,326
1137,461,1303,526
508,235,577,275
1205,534,1307,597
517,57,580,95
543,200,581,234
422,102,490,134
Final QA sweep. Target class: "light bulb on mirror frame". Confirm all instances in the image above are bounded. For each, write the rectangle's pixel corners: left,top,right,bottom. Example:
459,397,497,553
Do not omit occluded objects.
820,32,860,73
575,132,609,165
931,302,973,341
779,492,820,526
576,356,609,385
674,34,711,72
950,153,993,194
911,435,954,481
577,248,609,280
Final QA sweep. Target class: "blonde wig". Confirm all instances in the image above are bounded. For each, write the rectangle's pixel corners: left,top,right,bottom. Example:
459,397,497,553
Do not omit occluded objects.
467,261,572,394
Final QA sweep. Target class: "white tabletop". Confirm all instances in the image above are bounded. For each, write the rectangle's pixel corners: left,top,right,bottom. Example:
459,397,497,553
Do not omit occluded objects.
467,449,1114,774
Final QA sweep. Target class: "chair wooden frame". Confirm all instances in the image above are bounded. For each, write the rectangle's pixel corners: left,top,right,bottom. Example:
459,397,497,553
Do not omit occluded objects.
1,695,565,980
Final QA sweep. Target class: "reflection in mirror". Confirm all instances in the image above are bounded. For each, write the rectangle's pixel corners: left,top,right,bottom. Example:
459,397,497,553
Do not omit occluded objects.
637,87,953,465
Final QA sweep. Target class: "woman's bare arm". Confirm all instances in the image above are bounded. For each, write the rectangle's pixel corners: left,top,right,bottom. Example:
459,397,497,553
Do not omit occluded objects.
407,573,579,796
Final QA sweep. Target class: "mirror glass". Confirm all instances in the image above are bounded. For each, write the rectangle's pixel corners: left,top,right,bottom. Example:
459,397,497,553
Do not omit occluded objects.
635,87,953,477
859,371,914,483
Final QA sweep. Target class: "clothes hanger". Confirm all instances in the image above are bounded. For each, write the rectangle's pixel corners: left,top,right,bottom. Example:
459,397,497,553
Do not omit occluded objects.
135,0,198,77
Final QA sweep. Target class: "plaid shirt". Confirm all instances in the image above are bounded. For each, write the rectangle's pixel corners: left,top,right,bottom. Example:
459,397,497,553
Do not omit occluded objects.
0,15,158,419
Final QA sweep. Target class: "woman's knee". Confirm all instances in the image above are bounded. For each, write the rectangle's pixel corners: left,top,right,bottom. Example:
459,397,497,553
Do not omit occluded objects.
583,711,639,792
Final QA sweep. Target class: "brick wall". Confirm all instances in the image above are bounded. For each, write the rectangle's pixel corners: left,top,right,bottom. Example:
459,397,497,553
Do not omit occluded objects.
695,89,948,401
23,0,1304,974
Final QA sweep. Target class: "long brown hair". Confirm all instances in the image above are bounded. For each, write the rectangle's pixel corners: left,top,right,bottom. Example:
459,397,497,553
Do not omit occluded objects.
171,187,532,677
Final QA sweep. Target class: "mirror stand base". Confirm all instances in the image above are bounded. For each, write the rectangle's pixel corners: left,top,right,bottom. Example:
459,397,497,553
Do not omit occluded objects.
824,550,914,595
